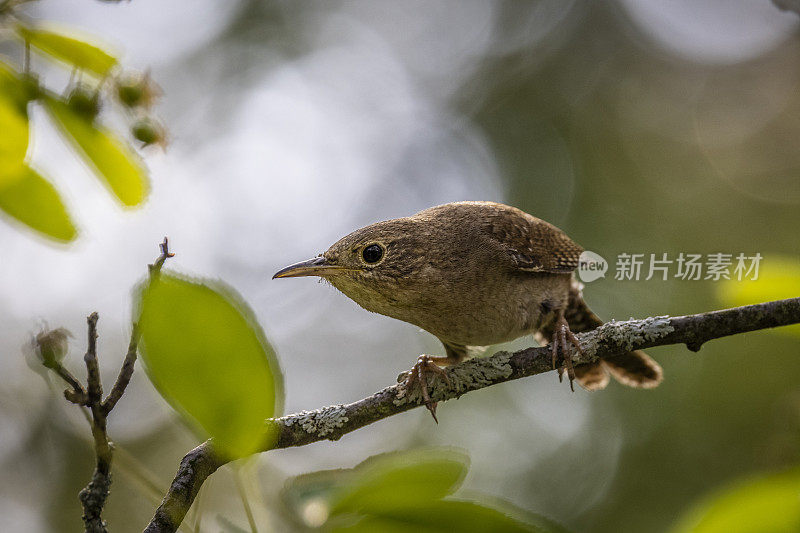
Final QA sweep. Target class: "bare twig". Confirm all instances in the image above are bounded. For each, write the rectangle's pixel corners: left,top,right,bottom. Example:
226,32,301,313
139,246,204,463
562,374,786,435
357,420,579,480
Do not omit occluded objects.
102,237,173,415
35,239,175,532
79,312,113,533
101,324,139,416
149,237,175,275
144,297,800,533
53,364,88,405
84,313,102,406
76,239,175,531
99,237,172,414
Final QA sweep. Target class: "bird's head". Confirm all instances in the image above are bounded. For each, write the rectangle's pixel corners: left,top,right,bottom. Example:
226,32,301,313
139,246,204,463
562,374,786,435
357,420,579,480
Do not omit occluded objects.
273,218,432,313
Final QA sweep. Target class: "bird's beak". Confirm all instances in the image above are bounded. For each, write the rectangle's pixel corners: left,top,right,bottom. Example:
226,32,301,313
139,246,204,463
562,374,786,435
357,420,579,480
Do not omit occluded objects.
272,256,345,279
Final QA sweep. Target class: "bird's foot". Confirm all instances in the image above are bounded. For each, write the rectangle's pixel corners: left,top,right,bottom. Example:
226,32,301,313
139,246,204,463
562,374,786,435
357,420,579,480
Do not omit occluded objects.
550,314,585,392
401,355,451,423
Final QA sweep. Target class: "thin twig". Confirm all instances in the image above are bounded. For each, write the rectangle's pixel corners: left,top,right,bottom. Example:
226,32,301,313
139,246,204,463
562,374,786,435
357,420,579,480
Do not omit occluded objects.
84,312,102,407
149,237,175,274
52,365,88,405
100,237,173,413
101,324,139,416
79,312,113,533
35,239,176,532
144,297,800,533
77,239,175,530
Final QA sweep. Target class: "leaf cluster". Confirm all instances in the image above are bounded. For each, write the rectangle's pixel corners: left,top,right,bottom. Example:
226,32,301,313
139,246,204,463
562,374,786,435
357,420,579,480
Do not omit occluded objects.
0,15,164,242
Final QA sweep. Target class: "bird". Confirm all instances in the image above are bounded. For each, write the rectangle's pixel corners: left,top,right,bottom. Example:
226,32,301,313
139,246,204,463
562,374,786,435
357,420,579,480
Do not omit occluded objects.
273,201,662,420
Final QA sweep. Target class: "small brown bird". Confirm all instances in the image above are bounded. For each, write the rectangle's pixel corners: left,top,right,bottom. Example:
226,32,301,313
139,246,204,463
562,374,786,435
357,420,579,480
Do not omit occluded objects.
273,201,662,420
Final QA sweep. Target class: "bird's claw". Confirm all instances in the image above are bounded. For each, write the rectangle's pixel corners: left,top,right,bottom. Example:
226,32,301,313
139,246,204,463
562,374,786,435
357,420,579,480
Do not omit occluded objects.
550,315,584,392
403,355,451,423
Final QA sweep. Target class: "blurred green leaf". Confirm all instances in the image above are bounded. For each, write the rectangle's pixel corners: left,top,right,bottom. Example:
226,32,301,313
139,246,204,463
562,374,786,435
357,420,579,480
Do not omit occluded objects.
0,61,31,105
136,272,283,459
0,165,77,242
670,468,800,533
284,449,562,533
334,500,544,533
282,467,352,518
0,63,30,169
717,255,800,337
0,64,74,242
44,96,149,206
0,94,28,170
16,24,117,77
328,448,469,516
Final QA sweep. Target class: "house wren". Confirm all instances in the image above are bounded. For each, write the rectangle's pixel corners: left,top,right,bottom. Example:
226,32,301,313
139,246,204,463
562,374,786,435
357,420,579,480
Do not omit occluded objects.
274,201,662,420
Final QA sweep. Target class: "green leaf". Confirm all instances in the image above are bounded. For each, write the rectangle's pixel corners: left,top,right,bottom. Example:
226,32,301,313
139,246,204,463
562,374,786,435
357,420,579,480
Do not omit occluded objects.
16,24,117,77
333,500,543,533
135,272,283,459
44,96,149,206
0,61,27,101
0,95,28,170
284,449,563,533
0,63,30,169
0,64,74,243
716,255,800,337
328,448,470,516
670,468,800,533
0,165,77,242
282,449,469,528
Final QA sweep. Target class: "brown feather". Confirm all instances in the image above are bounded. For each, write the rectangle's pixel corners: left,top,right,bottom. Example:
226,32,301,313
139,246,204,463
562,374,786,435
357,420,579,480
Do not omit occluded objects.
602,351,663,388
573,362,610,391
478,205,584,273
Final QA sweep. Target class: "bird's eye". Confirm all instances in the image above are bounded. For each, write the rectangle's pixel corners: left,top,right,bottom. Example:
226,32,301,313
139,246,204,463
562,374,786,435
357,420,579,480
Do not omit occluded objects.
362,244,384,264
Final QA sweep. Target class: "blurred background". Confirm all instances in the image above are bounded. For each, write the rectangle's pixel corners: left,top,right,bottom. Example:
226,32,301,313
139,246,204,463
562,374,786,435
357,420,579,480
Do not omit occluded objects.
1,0,800,531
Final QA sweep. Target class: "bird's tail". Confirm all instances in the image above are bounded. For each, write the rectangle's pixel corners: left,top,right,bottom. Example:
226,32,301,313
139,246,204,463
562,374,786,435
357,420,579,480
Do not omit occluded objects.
536,279,663,391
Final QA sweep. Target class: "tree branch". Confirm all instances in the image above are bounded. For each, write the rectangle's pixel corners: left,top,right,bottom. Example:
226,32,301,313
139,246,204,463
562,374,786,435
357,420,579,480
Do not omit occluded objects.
79,312,113,533
36,327,87,405
77,239,174,531
101,323,139,416
145,296,800,532
34,238,175,532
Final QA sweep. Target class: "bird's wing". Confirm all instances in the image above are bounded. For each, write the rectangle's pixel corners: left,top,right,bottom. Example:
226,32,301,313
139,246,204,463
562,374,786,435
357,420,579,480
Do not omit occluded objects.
485,209,583,274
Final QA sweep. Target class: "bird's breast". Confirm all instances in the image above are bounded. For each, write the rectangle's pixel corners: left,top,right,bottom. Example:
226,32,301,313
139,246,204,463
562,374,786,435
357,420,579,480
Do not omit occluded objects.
374,272,572,347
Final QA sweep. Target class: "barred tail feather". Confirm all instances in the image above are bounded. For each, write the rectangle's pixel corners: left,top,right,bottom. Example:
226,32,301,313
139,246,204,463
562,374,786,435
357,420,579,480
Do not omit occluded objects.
574,362,610,391
602,350,663,389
